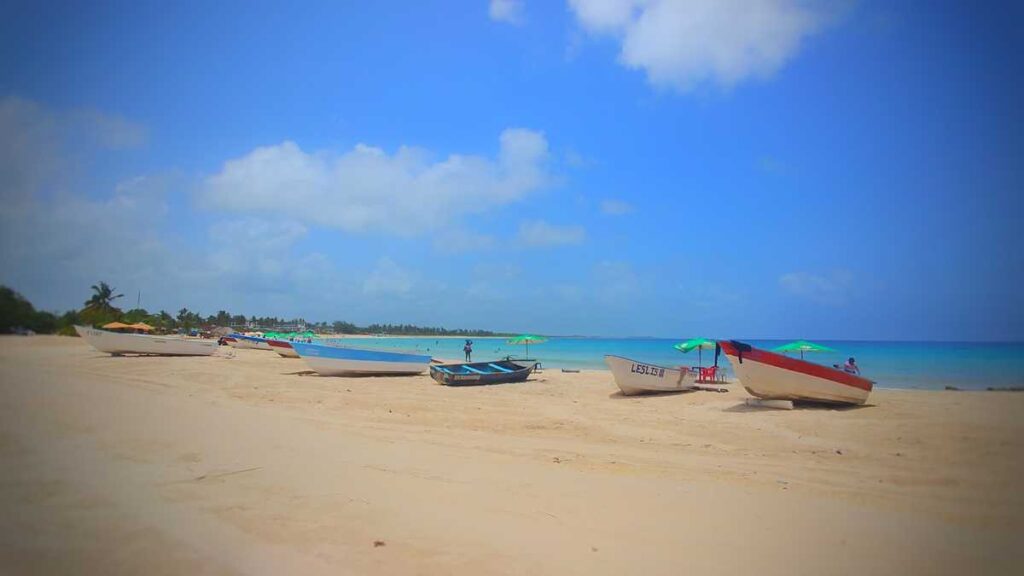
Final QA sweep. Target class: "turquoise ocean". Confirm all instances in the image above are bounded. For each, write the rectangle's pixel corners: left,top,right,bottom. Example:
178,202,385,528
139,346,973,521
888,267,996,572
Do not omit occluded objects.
329,337,1024,391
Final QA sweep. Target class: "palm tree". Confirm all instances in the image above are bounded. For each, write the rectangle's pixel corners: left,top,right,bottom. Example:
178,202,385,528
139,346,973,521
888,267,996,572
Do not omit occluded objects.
84,282,123,312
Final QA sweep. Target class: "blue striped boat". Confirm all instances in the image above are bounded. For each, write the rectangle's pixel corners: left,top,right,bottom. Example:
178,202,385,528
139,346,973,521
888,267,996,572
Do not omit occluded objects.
430,360,538,386
228,333,273,350
291,341,431,376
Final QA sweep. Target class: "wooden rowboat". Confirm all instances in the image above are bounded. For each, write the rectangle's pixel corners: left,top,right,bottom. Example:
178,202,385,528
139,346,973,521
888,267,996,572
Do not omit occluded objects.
430,360,537,386
717,340,873,405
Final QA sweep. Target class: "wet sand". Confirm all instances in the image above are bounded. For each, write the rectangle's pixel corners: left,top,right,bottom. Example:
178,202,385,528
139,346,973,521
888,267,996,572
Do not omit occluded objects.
1,335,1021,575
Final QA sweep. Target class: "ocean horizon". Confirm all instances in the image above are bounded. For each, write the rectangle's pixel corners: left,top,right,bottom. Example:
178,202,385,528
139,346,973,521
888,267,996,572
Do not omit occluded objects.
329,336,1024,391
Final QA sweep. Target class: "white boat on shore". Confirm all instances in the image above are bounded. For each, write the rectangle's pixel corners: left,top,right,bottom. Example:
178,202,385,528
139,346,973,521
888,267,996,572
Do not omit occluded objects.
604,355,697,395
717,340,873,405
74,325,218,356
291,341,431,376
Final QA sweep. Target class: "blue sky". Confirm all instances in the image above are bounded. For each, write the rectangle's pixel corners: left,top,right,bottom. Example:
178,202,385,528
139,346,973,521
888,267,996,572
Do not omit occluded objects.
1,0,1021,340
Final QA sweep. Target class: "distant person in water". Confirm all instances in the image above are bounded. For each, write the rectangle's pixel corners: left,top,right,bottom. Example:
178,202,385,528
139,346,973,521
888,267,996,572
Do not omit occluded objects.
464,340,473,362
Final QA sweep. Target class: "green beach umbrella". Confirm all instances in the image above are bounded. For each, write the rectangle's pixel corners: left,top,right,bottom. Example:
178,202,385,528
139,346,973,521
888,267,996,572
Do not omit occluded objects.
673,337,716,369
507,334,547,358
773,340,836,360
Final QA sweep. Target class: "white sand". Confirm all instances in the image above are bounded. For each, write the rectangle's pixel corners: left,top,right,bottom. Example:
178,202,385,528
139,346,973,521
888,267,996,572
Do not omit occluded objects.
1,336,1021,575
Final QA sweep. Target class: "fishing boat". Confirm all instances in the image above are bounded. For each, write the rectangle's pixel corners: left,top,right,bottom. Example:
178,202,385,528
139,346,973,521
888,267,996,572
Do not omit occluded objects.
291,341,431,376
230,334,273,350
430,360,537,386
267,339,300,358
604,355,697,395
74,325,218,356
717,340,873,405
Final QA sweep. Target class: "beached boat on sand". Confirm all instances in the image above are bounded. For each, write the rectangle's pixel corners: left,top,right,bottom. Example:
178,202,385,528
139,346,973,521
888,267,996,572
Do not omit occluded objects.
267,339,300,358
430,360,537,386
717,340,873,405
229,334,273,351
291,341,431,376
604,355,697,395
75,325,218,356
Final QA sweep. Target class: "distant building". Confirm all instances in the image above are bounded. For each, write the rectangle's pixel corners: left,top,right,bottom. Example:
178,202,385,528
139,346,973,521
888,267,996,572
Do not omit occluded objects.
274,321,307,332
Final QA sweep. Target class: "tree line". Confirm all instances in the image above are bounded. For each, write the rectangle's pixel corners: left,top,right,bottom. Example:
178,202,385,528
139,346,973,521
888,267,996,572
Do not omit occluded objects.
0,283,509,337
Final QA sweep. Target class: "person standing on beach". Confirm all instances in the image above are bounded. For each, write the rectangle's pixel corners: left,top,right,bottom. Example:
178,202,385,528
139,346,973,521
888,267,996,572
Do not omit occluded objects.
464,340,473,362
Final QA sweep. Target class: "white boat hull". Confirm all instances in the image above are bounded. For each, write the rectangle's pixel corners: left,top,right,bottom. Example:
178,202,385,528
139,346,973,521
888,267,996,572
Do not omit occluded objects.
75,326,218,356
718,341,872,405
604,355,696,395
291,341,431,376
301,356,427,376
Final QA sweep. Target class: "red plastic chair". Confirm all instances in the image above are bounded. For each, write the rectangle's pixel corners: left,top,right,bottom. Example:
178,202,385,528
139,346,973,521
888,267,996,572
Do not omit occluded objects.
701,366,723,383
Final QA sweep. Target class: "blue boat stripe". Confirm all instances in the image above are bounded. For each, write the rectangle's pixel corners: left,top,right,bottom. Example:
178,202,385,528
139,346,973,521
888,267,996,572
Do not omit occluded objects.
463,365,488,374
290,342,432,364
487,363,513,373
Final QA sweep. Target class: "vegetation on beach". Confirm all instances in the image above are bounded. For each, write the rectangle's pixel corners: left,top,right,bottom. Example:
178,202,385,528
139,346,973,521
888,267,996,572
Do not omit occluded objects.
0,286,58,334
0,283,508,337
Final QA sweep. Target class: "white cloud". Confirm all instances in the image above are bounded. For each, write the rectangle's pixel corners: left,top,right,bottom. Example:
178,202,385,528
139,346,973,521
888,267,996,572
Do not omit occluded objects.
779,270,853,305
1,97,63,203
0,97,376,318
201,128,551,236
569,0,638,32
1,176,181,309
517,220,586,247
567,0,832,91
600,199,634,215
75,109,147,149
1,96,148,206
206,219,309,281
490,0,525,25
564,148,592,168
363,257,413,296
432,228,496,254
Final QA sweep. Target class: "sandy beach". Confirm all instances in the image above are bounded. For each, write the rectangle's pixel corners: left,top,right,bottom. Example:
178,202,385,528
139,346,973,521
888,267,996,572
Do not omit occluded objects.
1,336,1021,575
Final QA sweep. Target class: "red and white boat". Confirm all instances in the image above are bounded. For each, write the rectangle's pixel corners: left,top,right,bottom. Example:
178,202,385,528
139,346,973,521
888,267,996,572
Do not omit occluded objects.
717,341,873,405
267,339,300,358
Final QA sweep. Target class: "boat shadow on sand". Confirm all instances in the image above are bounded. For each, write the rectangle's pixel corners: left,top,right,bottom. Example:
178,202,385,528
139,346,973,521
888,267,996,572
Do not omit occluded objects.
86,354,213,360
283,370,320,377
607,390,694,400
281,370,430,378
723,401,875,413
